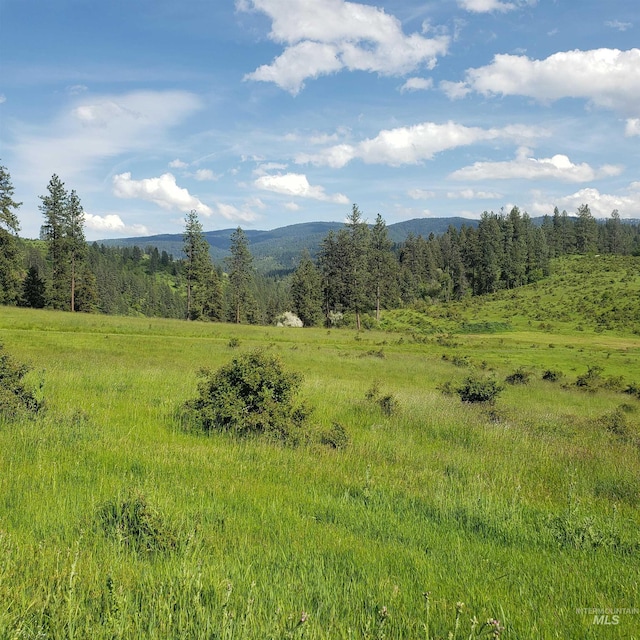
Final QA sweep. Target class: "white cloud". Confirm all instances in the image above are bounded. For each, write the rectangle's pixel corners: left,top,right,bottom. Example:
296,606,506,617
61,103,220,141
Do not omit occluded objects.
112,172,213,216
10,90,202,186
285,202,301,211
253,162,288,177
84,213,149,236
255,172,349,203
625,118,640,136
194,169,218,181
458,0,515,13
447,189,502,199
216,202,261,222
298,121,544,168
605,20,632,32
440,80,471,99
169,158,189,168
451,149,623,182
400,77,433,92
408,189,436,200
0,94,6,104
530,186,640,218
239,0,449,94
460,48,640,117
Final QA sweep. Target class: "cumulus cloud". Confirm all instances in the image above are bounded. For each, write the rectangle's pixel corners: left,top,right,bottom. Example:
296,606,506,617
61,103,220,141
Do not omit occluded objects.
112,172,213,216
169,158,189,168
216,202,260,222
530,186,640,218
400,77,433,92
194,169,218,181
255,172,349,203
84,213,149,236
447,189,502,199
626,118,640,136
458,0,515,13
408,189,436,200
450,149,623,182
459,48,640,117
239,0,449,93
297,121,544,168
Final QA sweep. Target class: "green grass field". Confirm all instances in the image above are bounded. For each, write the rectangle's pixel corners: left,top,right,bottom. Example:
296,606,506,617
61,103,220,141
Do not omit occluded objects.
1,256,639,638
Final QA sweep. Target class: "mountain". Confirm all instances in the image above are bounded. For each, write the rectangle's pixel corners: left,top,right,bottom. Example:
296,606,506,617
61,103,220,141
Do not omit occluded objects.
96,217,478,273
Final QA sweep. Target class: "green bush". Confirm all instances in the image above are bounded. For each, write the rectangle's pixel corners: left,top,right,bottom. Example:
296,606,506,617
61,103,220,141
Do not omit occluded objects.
96,491,177,553
182,349,311,444
0,343,43,419
456,375,503,404
542,369,563,382
320,422,350,449
505,367,532,385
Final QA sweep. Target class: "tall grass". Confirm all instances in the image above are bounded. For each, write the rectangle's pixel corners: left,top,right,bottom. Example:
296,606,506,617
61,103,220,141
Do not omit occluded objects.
0,295,638,638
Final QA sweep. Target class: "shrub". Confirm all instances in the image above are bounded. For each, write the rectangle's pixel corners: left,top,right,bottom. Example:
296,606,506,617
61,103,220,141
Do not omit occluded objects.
504,367,532,385
575,365,603,390
227,337,240,348
320,422,350,449
378,394,399,416
97,491,177,553
456,375,503,404
542,369,563,382
182,349,311,444
0,343,43,419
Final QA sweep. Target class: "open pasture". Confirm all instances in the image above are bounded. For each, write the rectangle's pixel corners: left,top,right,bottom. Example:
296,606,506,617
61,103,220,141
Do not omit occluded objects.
0,304,639,638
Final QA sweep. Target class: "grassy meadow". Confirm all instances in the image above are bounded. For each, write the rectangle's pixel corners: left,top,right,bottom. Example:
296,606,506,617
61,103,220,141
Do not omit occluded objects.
1,255,639,638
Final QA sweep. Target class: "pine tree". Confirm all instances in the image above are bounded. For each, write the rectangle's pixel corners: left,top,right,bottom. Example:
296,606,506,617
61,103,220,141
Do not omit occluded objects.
20,266,46,308
183,210,221,320
368,213,397,320
0,164,23,305
344,204,370,330
575,204,598,254
227,227,255,324
290,250,323,326
40,175,69,309
65,190,87,311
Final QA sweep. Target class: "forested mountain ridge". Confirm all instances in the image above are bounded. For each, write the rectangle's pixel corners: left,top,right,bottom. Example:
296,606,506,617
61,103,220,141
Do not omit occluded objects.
97,217,477,270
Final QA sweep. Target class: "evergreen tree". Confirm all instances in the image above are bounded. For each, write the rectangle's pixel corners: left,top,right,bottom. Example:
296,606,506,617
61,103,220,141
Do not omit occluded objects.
343,204,370,330
368,213,397,320
20,266,46,308
575,204,598,254
227,227,255,324
0,163,23,305
40,175,69,309
65,190,88,311
476,212,502,294
183,210,222,320
290,249,323,326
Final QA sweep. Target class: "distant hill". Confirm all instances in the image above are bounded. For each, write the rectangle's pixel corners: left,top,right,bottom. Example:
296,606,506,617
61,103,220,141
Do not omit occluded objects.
96,217,478,273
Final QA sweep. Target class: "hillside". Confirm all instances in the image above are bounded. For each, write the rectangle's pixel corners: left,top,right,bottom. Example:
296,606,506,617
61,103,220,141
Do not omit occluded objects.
97,217,477,271
380,254,640,336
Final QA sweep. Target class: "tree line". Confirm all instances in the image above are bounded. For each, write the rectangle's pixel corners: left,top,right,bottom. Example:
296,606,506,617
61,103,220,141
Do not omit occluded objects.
1,163,639,325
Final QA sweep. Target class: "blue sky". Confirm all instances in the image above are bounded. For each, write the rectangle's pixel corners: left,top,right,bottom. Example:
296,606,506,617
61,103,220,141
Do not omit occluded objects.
1,0,639,240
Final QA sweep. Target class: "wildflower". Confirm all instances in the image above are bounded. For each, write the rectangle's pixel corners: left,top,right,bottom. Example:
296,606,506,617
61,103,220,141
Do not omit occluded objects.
300,611,308,625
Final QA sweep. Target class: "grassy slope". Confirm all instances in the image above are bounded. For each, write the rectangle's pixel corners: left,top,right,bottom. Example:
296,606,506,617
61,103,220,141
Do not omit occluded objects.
0,255,639,638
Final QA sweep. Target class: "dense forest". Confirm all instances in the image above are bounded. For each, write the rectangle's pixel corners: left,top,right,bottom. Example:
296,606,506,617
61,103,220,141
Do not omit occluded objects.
2,165,639,326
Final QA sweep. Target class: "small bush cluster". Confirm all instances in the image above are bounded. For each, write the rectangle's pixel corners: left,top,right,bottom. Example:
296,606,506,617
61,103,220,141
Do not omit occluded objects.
542,369,563,382
0,343,43,419
96,491,177,553
456,375,503,404
181,349,311,445
320,422,350,449
365,381,399,416
504,367,532,385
